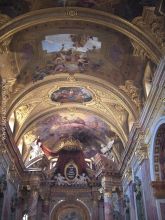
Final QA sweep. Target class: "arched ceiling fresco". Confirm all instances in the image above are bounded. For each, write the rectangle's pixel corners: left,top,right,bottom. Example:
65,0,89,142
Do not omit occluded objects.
0,2,160,169
9,21,153,90
24,111,124,159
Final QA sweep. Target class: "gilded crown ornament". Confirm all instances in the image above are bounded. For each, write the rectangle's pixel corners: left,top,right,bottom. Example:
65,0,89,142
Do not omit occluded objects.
56,137,82,151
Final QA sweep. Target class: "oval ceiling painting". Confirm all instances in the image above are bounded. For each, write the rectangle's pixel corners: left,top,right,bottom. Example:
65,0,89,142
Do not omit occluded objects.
51,87,93,103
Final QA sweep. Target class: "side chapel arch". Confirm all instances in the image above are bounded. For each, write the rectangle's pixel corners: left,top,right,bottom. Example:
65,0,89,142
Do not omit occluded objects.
50,200,91,220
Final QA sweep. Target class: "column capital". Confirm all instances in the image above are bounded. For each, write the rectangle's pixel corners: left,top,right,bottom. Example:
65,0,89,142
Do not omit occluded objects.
104,191,112,198
135,143,149,164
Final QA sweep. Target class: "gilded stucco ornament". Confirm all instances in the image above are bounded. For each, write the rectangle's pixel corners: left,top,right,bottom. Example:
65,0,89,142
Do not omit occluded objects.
131,40,149,59
0,13,12,54
132,7,165,54
23,132,36,145
15,102,40,126
3,78,16,101
67,74,77,82
124,167,132,183
119,80,142,111
134,144,149,164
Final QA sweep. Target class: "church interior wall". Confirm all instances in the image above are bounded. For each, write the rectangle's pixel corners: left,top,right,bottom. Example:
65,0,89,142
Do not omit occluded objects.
0,2,165,220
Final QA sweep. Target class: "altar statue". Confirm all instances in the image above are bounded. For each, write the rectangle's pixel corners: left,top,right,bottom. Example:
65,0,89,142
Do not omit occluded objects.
76,173,90,185
30,137,43,160
100,139,114,155
55,173,68,186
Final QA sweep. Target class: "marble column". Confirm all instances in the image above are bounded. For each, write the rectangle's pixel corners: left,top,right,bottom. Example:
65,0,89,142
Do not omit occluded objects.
28,190,39,220
92,199,99,220
42,199,49,220
99,198,104,220
104,192,113,220
101,176,113,220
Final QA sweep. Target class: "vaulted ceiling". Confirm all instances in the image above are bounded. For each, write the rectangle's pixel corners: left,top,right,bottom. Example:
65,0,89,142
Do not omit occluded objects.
0,0,163,170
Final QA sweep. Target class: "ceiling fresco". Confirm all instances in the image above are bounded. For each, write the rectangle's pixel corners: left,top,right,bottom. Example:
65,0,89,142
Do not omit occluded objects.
10,26,149,89
0,0,162,172
50,87,93,103
26,111,123,158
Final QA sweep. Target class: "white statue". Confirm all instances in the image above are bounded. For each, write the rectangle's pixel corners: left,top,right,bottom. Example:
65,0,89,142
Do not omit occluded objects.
100,139,114,155
55,173,68,186
76,173,90,185
30,138,43,160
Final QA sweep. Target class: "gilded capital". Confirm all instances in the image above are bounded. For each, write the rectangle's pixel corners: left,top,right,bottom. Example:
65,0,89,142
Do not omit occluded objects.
124,167,132,183
135,144,149,163
104,191,112,198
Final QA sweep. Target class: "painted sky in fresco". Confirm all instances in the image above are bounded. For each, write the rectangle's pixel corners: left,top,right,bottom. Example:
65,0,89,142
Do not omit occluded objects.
42,34,101,53
31,112,115,158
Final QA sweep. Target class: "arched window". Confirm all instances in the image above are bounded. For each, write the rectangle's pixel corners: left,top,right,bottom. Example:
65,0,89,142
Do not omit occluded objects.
143,61,154,98
9,112,15,133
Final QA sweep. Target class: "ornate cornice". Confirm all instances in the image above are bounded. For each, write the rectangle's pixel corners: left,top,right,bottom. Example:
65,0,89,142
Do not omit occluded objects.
0,7,162,63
